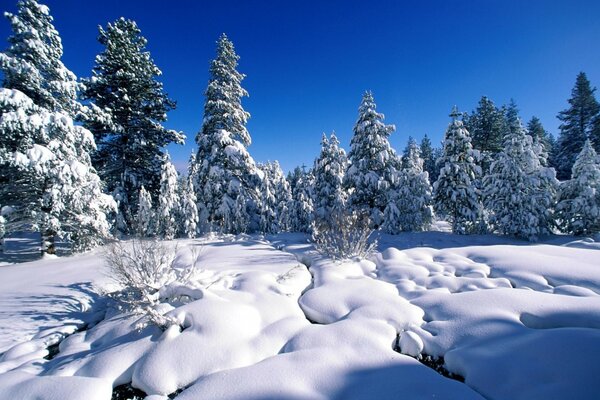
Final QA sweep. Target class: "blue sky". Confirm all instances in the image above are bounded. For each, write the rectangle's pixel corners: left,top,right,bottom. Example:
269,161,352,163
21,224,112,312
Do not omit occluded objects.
2,0,600,172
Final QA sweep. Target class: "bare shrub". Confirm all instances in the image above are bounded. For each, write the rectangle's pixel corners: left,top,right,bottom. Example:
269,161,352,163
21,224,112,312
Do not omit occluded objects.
311,208,378,260
104,239,202,329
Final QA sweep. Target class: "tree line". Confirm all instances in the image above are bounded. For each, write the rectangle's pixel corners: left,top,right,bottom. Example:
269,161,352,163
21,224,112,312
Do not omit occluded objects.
1,0,599,255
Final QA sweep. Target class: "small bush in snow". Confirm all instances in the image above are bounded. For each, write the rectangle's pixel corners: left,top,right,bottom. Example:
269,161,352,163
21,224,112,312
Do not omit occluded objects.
104,239,202,329
311,208,377,260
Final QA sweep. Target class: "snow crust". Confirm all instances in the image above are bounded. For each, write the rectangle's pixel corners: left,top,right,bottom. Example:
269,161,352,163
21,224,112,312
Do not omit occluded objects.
0,232,599,399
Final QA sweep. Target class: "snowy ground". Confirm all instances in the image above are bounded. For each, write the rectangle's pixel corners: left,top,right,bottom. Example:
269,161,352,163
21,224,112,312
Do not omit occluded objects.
0,231,599,399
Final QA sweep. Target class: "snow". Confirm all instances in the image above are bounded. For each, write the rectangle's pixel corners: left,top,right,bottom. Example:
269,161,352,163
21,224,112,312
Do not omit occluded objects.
0,232,599,399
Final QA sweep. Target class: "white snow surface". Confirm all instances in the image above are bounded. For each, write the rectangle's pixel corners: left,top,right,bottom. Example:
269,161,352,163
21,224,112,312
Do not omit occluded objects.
0,232,599,399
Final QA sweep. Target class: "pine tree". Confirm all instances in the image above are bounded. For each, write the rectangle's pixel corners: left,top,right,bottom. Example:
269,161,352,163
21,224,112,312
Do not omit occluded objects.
288,166,314,233
179,174,199,239
193,34,260,234
313,133,348,222
433,107,484,234
345,91,397,227
464,96,505,171
556,140,600,235
257,161,291,233
157,156,179,239
82,18,184,235
483,120,558,240
136,185,154,237
0,0,114,253
385,137,433,233
503,99,521,137
420,134,438,182
527,116,554,166
555,72,600,180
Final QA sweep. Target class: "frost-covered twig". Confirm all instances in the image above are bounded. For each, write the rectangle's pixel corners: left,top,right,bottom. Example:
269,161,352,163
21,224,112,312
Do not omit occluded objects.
311,209,377,260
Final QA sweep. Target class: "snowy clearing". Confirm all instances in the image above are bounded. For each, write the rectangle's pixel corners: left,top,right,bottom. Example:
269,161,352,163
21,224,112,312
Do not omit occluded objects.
0,233,599,399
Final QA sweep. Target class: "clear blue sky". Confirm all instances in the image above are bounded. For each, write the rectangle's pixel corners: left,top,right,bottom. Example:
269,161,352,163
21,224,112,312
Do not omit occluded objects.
2,0,600,173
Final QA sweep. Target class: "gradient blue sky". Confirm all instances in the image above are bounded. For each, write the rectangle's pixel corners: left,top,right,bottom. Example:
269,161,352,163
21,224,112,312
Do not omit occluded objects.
2,0,600,172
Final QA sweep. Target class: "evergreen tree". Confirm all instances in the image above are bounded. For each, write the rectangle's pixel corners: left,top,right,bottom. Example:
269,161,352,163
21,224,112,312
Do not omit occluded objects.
157,156,179,239
193,34,260,234
82,18,184,234
433,107,485,234
527,116,554,166
384,138,433,233
555,72,600,180
420,134,438,182
503,99,521,137
288,166,314,233
483,120,558,240
136,185,153,237
179,174,199,239
258,161,291,233
313,133,348,222
464,96,505,171
556,140,600,235
345,91,397,227
0,0,114,253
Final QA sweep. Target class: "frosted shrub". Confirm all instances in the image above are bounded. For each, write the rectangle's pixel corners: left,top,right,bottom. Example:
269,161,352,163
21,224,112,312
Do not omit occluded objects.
104,239,201,329
311,209,377,260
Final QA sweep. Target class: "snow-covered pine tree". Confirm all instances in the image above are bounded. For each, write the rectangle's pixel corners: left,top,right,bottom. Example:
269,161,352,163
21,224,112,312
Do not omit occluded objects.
384,137,433,233
193,34,261,234
463,96,505,173
345,91,397,227
483,120,558,240
82,18,184,235
257,161,291,234
555,140,600,235
0,0,114,253
313,133,348,222
287,166,314,233
136,186,153,237
179,174,199,239
157,155,179,240
271,161,292,232
527,116,554,167
420,134,439,183
433,106,485,234
555,72,600,180
258,162,278,234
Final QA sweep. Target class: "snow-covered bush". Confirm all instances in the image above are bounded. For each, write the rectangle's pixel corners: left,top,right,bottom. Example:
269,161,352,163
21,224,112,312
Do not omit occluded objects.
104,240,202,329
311,208,377,260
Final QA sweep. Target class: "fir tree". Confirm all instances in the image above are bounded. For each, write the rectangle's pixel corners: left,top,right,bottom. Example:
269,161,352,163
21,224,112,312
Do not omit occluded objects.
433,107,484,234
385,138,433,233
313,133,348,222
556,140,600,235
555,72,600,180
503,99,521,137
258,161,291,233
136,185,154,237
527,116,554,166
420,134,438,182
157,155,179,240
193,34,260,234
179,174,199,239
288,167,314,233
0,0,114,253
345,91,397,227
82,18,184,234
483,120,558,240
464,96,505,171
